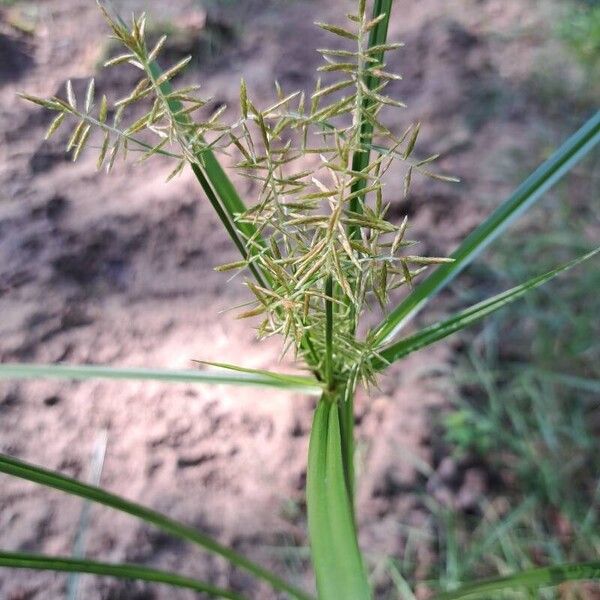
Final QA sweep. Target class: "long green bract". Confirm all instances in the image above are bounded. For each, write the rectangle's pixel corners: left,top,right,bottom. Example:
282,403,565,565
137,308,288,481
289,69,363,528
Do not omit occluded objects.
0,454,314,600
144,60,269,289
0,363,323,393
307,398,371,600
372,110,600,346
101,5,266,283
375,247,599,368
0,551,246,600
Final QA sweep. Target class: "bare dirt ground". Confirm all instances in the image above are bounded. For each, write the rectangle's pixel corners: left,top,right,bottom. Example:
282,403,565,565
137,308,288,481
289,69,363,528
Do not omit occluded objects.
0,0,595,598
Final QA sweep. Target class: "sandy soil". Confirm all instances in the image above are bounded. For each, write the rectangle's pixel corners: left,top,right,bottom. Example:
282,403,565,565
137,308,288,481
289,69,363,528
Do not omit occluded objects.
0,0,593,598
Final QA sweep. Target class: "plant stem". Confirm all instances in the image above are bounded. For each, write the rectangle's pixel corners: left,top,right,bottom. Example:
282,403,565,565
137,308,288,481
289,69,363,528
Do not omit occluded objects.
190,164,267,286
325,276,334,389
348,0,394,238
337,0,395,521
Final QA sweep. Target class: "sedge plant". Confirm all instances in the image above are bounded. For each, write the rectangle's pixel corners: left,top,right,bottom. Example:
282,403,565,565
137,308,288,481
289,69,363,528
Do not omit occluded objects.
1,1,599,598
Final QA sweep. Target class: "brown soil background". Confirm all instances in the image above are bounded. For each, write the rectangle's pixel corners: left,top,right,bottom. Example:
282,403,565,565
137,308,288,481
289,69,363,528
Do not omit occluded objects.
0,0,596,598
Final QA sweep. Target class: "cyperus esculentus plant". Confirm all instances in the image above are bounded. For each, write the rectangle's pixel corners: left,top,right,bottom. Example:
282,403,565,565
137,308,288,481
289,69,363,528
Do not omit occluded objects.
2,1,599,598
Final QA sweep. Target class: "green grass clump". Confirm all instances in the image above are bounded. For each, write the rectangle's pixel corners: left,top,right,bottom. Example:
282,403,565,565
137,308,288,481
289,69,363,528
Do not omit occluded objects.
435,150,600,597
558,1,600,71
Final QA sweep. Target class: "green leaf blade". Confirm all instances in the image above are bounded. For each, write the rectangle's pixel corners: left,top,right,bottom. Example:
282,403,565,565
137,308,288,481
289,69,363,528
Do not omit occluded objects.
307,398,371,600
0,363,322,393
0,551,246,600
194,360,324,389
0,454,313,600
373,110,600,346
375,247,600,368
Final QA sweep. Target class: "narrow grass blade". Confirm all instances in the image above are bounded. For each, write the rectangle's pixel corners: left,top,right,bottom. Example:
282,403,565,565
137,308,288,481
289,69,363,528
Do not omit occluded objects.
307,398,371,600
375,248,599,368
373,110,600,346
0,363,322,393
189,162,267,286
387,559,418,600
194,360,324,390
0,453,313,600
434,561,600,599
0,551,246,599
529,370,600,394
67,430,108,600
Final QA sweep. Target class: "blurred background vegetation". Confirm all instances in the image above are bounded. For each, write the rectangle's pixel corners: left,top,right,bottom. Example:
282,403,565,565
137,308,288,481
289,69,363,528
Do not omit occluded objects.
417,1,600,595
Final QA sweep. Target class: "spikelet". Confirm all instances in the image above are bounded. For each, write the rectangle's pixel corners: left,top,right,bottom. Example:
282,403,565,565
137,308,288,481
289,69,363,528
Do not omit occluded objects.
18,4,230,174
222,5,458,385
20,0,458,387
